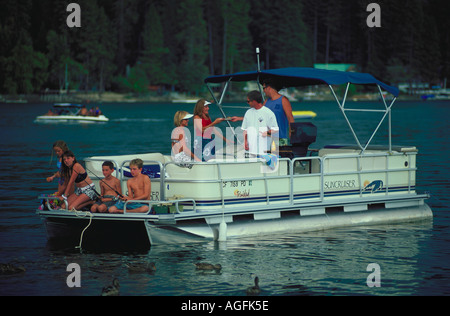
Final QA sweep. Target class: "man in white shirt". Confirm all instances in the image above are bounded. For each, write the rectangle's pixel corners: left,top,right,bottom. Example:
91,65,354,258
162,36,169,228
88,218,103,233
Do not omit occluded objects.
241,90,279,156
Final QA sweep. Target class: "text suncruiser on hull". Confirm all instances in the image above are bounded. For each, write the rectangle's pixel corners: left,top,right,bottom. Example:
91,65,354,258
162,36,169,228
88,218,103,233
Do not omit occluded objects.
37,66,432,249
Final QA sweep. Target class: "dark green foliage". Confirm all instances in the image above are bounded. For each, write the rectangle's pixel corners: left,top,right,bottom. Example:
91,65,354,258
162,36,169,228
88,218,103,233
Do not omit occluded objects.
0,0,449,94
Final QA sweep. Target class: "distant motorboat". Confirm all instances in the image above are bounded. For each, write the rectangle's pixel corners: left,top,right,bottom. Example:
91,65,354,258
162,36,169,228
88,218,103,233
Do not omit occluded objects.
421,88,450,101
35,103,109,123
3,99,27,104
171,99,198,104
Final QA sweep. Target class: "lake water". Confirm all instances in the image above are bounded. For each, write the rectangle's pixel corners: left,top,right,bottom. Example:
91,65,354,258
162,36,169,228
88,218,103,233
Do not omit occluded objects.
0,100,449,297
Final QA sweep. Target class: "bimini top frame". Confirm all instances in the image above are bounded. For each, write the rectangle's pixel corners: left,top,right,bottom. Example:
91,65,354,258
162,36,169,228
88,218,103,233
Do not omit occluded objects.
205,67,399,154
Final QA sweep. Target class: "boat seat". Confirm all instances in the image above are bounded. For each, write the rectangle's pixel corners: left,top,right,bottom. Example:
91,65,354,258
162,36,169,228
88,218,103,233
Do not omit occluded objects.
122,164,162,178
121,153,167,179
165,163,193,176
88,153,167,179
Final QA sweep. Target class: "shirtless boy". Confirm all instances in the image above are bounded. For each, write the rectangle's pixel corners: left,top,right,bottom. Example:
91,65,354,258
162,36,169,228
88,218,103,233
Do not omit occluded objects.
91,161,122,213
109,159,151,214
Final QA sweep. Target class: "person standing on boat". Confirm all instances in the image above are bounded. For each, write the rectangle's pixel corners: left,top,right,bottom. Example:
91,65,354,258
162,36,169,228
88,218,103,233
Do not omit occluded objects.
241,90,279,156
262,78,295,146
193,99,228,161
59,150,98,210
171,111,201,166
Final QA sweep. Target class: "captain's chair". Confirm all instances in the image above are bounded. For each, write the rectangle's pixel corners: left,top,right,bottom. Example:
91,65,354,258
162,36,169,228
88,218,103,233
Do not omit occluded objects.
279,122,317,158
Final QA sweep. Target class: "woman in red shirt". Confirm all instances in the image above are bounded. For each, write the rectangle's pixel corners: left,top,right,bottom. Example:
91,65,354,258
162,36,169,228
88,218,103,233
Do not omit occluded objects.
193,99,225,161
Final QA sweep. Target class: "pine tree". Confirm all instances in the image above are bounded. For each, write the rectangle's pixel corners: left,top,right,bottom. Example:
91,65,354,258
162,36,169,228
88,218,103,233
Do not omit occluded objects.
249,0,311,69
219,0,252,74
140,4,172,86
0,0,49,94
175,0,209,93
71,0,117,91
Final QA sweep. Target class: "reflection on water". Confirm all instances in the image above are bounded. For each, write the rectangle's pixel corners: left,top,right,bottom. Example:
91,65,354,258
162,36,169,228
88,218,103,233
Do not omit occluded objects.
0,219,436,296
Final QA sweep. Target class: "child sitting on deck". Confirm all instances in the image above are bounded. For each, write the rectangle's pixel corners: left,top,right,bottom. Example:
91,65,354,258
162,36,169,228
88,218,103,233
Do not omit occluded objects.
91,161,122,213
108,159,151,214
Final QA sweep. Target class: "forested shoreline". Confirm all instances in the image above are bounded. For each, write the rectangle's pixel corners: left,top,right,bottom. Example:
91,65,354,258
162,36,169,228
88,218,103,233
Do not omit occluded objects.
1,0,449,95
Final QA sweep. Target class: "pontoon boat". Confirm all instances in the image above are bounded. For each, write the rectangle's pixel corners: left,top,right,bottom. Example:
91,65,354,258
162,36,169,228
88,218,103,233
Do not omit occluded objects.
36,67,432,249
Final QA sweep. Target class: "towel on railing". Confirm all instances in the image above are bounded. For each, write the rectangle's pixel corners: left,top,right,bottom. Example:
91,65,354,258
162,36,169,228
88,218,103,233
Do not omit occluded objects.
259,154,278,170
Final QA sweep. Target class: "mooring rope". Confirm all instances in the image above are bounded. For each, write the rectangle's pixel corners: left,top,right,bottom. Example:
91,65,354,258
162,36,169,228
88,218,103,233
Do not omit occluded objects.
69,208,93,252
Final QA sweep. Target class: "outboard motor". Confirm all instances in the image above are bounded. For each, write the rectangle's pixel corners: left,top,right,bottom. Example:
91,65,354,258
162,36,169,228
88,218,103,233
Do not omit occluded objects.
280,122,317,158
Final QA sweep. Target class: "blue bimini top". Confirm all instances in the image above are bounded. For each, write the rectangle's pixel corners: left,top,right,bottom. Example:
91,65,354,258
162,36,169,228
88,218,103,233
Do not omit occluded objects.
205,67,399,97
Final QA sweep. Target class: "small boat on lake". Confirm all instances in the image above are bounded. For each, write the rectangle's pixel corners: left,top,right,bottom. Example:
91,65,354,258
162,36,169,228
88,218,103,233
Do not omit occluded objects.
36,67,432,249
35,103,109,123
171,99,198,104
292,111,317,119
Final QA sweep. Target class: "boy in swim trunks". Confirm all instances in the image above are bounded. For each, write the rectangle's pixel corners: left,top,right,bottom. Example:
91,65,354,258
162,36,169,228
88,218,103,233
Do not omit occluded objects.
109,159,151,214
91,161,122,213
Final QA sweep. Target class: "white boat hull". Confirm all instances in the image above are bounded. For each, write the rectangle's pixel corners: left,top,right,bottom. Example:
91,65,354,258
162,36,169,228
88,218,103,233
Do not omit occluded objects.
38,198,432,248
147,203,432,244
35,114,109,123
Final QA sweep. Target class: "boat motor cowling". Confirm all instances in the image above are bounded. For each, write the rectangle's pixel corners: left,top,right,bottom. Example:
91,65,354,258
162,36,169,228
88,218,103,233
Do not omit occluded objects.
280,122,317,158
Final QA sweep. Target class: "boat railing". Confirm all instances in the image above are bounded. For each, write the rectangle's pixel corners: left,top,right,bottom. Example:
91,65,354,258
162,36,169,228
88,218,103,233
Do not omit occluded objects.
320,151,417,196
162,156,323,209
161,150,416,212
85,150,418,214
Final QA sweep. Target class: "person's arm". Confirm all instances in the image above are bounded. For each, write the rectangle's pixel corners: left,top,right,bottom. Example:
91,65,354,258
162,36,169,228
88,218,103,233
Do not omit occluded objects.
171,127,183,155
179,131,201,161
114,179,123,197
139,177,151,201
99,182,106,201
55,180,67,196
187,147,202,162
193,116,203,135
211,126,233,144
261,111,279,137
282,97,295,137
244,130,249,151
46,170,60,182
122,181,132,201
241,113,249,151
269,128,280,137
203,118,224,131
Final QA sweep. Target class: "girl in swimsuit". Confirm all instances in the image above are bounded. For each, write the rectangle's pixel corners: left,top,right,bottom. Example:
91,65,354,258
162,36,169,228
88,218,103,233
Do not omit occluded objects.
46,140,70,195
59,150,98,210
